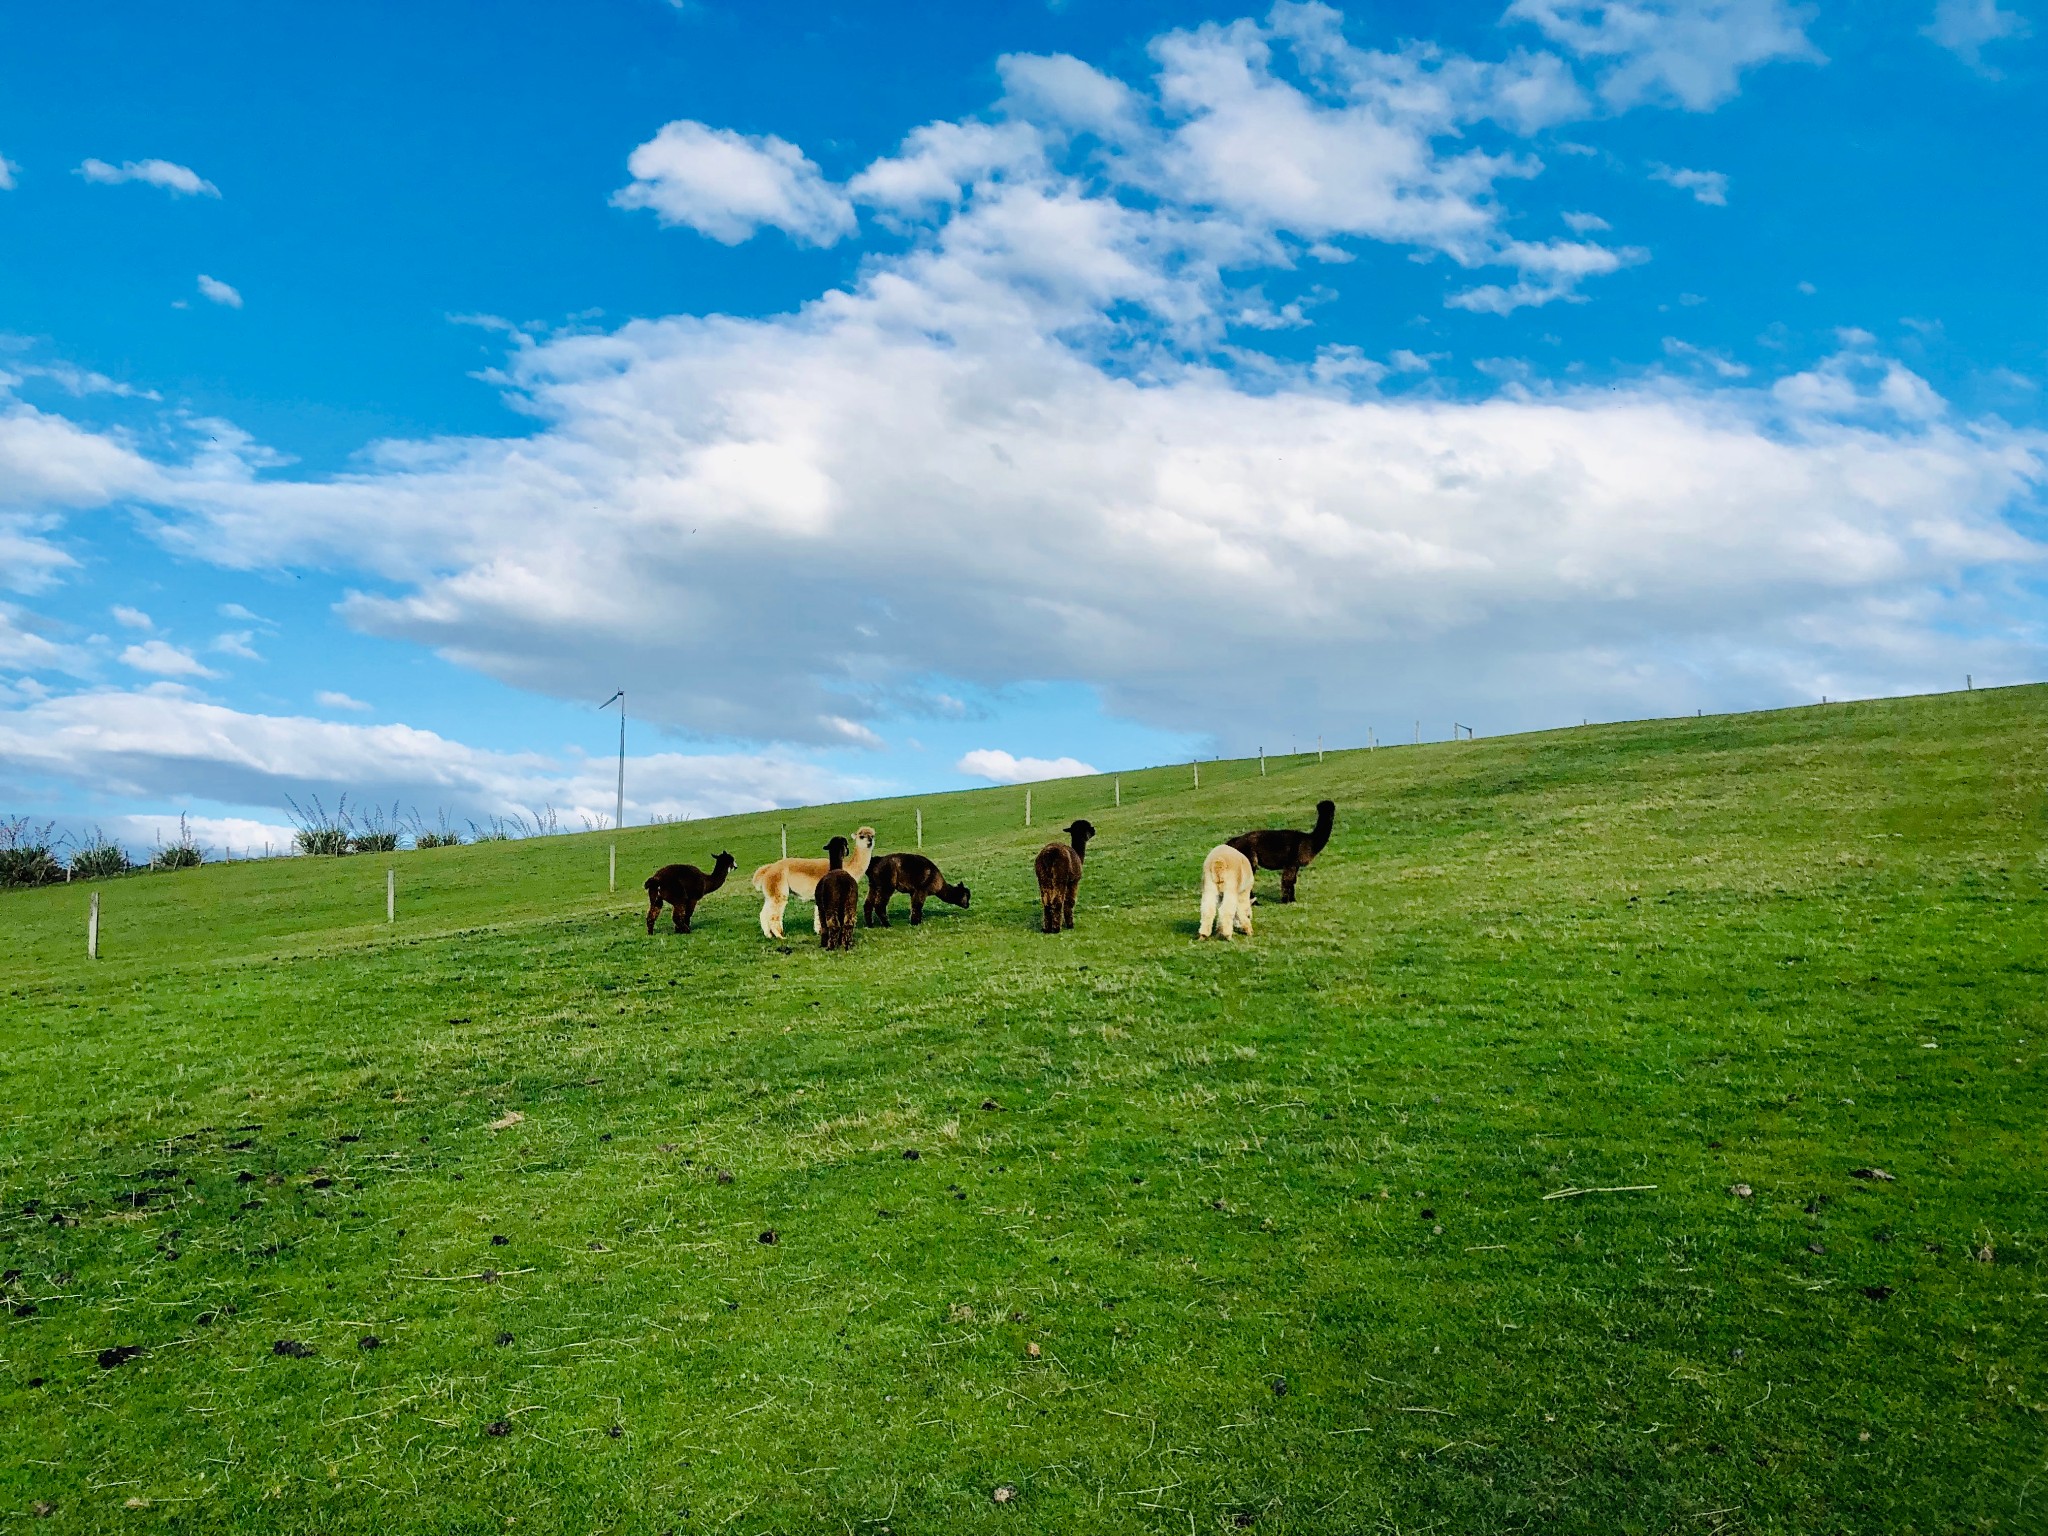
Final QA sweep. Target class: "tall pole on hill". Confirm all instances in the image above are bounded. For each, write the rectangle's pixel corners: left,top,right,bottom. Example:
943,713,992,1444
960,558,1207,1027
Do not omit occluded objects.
601,689,625,891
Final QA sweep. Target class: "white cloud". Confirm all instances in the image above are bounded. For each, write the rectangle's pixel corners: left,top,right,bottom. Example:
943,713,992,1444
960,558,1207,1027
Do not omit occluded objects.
211,629,261,659
0,688,882,827
611,121,855,245
1663,336,1750,377
76,157,220,197
1447,237,1646,312
316,690,371,712
112,605,154,630
1650,162,1730,205
821,714,885,749
1505,0,1822,110
956,748,1099,784
197,274,243,308
1562,209,1612,232
111,813,298,858
218,602,269,624
119,639,218,678
0,154,17,191
1924,0,2031,70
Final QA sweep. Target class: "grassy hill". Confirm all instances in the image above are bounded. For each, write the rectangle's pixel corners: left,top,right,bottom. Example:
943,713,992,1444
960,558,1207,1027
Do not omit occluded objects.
2,689,2043,1534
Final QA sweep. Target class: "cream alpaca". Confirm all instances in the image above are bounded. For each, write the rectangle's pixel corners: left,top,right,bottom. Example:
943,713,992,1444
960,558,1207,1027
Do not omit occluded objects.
752,827,875,938
1198,843,1255,940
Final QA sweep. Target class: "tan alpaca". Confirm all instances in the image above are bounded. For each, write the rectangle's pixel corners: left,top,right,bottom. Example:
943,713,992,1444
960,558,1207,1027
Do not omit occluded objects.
752,827,875,938
1198,843,1255,940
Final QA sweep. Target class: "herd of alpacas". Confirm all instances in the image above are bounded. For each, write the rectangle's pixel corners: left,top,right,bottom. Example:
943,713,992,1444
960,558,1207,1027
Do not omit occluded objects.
642,797,1337,948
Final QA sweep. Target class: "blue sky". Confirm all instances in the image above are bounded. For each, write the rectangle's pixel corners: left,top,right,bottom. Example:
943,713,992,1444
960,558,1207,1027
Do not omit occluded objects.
1,0,2042,853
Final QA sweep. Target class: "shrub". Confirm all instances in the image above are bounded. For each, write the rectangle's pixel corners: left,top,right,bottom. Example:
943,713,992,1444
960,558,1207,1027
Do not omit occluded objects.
0,817,65,887
150,815,205,872
287,794,353,856
348,801,402,855
407,808,465,849
69,830,132,880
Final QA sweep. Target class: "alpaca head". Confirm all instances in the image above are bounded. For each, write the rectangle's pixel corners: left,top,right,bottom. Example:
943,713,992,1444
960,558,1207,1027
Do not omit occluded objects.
823,835,850,869
941,881,970,908
1065,818,1097,852
712,851,736,872
854,826,876,851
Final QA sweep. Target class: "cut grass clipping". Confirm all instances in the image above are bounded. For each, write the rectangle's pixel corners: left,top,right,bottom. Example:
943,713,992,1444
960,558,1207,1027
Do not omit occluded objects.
1,686,2043,1533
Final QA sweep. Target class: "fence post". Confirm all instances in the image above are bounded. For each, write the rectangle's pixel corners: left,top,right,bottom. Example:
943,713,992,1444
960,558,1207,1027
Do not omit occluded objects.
609,843,616,893
781,825,787,860
1415,720,1420,745
386,868,396,924
1025,789,1032,828
1114,776,1121,808
88,891,99,959
1193,761,1200,790
1317,735,1323,763
1259,748,1266,776
916,807,923,849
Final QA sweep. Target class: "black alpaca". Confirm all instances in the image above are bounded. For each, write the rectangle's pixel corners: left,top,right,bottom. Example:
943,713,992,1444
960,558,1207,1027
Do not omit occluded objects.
816,836,859,951
1228,799,1335,904
644,851,737,934
1033,819,1096,934
864,852,970,927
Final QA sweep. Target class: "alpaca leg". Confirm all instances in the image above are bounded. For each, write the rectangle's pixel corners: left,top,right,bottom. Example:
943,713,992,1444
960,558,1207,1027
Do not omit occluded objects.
646,895,662,935
677,896,695,934
1236,885,1254,936
1280,866,1298,903
1039,888,1059,933
1062,892,1076,930
760,894,784,939
1199,881,1219,938
910,891,926,925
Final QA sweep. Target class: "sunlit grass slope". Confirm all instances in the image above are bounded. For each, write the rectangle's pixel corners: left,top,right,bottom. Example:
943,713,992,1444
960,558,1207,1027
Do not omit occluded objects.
2,688,2044,1534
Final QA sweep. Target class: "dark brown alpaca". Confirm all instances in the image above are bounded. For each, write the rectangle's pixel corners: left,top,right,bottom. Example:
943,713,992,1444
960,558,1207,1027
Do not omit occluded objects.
1033,819,1096,934
815,836,859,951
863,852,970,927
643,851,737,934
1228,799,1335,903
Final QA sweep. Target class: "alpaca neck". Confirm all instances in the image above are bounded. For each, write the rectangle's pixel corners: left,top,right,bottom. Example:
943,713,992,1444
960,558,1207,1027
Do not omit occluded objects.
1308,805,1334,856
704,863,731,892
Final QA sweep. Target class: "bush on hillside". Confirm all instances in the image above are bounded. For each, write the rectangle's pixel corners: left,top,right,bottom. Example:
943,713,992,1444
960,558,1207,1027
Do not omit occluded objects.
287,794,353,856
348,801,402,854
149,815,205,871
69,830,132,880
0,817,65,887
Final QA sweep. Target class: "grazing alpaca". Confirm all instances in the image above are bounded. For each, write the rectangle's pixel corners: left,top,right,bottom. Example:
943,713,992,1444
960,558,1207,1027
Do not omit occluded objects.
863,852,970,928
815,837,859,951
1229,799,1335,904
752,826,875,938
1033,819,1096,934
644,851,736,934
1197,843,1255,940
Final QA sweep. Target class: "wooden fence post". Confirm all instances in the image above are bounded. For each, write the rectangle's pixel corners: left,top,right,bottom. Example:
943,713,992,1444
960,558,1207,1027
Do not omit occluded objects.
609,844,616,892
916,807,923,849
88,892,99,959
1193,761,1200,789
386,868,396,924
781,825,787,860
1114,776,1121,808
1025,789,1032,828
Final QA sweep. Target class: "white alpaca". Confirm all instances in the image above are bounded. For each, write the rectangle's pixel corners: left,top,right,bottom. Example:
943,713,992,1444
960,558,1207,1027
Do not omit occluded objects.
1198,843,1255,940
752,827,875,938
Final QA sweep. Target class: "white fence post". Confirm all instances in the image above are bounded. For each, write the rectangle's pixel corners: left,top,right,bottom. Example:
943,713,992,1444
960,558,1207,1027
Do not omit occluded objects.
781,825,787,860
609,843,616,893
1317,735,1323,763
916,808,923,849
1259,748,1266,776
88,891,99,960
1025,789,1032,827
1193,761,1200,789
1114,776,1121,808
386,868,396,924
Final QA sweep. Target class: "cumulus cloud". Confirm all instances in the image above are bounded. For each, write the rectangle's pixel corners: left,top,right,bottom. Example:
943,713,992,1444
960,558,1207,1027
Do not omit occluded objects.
77,157,220,196
0,688,882,826
1505,0,1822,110
1924,0,2031,71
112,605,154,630
197,274,243,308
611,120,856,245
1650,162,1730,204
120,639,217,678
316,690,371,712
956,748,1099,784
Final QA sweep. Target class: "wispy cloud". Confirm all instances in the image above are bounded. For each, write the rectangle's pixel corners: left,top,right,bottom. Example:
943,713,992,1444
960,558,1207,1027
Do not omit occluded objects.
77,157,220,197
956,749,1098,784
1923,0,2031,72
111,605,154,630
0,153,18,192
1650,163,1730,206
315,690,371,712
119,639,217,678
196,274,243,308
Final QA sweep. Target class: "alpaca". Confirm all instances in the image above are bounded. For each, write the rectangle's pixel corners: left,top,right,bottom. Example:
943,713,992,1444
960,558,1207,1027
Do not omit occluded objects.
752,826,875,938
1198,843,1255,940
644,851,736,934
1033,819,1096,934
1228,799,1335,904
863,852,970,928
815,836,859,951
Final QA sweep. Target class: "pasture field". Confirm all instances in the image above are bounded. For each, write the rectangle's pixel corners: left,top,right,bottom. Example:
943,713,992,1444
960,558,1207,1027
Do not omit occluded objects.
2,689,2044,1534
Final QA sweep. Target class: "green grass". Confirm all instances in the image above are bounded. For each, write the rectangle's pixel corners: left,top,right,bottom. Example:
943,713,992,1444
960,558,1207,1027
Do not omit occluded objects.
2,689,2044,1534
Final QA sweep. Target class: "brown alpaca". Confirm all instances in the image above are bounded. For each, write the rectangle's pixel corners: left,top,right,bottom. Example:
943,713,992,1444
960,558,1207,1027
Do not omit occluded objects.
1228,799,1335,904
863,852,970,927
1033,819,1096,934
643,851,736,934
752,826,875,938
815,836,859,951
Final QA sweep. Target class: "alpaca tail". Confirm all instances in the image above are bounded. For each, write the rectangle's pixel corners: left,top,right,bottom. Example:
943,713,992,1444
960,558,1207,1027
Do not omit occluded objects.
750,863,773,895
643,874,662,899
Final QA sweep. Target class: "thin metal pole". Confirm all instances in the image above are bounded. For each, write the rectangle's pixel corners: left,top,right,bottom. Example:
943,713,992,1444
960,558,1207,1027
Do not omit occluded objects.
88,891,99,959
615,694,626,833
386,867,395,924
